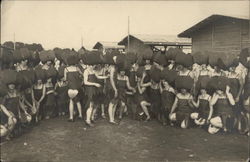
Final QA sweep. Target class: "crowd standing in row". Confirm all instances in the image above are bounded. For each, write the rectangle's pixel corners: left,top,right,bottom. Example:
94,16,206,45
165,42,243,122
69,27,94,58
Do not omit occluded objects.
0,44,249,141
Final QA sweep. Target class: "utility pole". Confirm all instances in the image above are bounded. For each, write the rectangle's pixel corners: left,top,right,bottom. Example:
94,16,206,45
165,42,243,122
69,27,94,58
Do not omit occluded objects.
128,16,130,52
13,33,16,50
81,35,83,48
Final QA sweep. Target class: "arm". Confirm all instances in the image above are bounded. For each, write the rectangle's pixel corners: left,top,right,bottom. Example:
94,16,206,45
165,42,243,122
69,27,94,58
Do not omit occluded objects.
109,67,117,92
126,76,135,92
64,68,67,81
188,95,195,108
170,96,178,114
140,72,151,88
23,95,33,109
236,76,244,102
38,85,46,103
19,95,28,114
137,79,144,94
95,73,109,80
159,81,163,94
192,97,200,108
225,85,235,105
0,105,14,118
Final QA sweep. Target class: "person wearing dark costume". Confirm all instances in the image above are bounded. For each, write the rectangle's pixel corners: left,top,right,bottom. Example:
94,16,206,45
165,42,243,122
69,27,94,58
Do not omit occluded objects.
160,69,177,126
116,65,136,120
84,64,108,127
169,76,194,129
33,69,46,122
208,78,236,134
55,65,69,116
64,55,83,122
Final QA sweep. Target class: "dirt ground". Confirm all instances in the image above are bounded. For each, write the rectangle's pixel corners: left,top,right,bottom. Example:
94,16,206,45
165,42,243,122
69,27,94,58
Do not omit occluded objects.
0,116,249,162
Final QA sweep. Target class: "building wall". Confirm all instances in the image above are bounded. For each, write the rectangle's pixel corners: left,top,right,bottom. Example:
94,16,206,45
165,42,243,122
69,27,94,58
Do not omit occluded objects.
191,18,250,58
124,38,152,55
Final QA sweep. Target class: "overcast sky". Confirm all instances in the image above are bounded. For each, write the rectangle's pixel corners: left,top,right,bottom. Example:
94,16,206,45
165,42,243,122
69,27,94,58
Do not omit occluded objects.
1,1,249,50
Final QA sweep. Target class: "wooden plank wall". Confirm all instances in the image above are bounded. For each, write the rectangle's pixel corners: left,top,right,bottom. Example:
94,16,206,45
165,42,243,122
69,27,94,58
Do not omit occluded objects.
192,18,250,58
241,20,250,49
191,24,212,54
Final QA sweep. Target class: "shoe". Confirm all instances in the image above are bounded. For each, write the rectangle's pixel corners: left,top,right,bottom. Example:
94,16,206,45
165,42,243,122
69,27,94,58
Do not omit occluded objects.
85,121,94,127
78,116,83,120
68,119,74,122
109,121,119,125
144,117,151,122
101,114,106,119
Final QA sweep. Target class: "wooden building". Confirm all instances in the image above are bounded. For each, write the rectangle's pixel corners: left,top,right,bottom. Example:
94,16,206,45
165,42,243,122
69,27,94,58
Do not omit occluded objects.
118,34,191,54
178,14,250,57
93,41,125,53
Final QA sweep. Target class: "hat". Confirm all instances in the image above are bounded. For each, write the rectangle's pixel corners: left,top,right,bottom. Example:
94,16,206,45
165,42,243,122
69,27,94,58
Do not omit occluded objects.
239,48,250,68
54,48,64,61
153,52,168,66
103,50,119,65
126,52,137,65
160,68,177,86
1,70,18,85
175,76,194,91
207,76,229,92
34,67,47,82
175,52,193,68
30,51,40,67
136,66,145,78
46,66,58,79
17,70,34,90
166,48,182,61
140,48,153,60
2,48,13,64
193,51,208,65
67,54,79,66
39,50,55,63
149,66,161,83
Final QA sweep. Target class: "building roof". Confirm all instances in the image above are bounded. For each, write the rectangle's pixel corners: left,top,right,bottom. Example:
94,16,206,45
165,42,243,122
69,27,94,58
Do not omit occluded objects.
178,14,250,38
93,41,125,49
118,34,191,46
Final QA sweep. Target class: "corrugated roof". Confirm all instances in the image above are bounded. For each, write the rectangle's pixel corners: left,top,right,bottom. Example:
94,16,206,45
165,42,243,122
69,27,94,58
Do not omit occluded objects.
93,41,125,49
118,34,191,46
178,14,250,38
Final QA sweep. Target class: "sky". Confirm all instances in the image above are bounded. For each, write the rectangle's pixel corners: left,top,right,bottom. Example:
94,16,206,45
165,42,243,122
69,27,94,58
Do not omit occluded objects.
1,0,249,50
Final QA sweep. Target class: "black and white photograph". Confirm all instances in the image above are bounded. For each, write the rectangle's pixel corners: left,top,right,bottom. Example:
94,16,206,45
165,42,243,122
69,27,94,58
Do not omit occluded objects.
0,0,249,161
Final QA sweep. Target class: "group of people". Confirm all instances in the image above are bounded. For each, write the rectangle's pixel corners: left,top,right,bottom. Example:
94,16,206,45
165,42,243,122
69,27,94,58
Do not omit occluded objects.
0,46,249,141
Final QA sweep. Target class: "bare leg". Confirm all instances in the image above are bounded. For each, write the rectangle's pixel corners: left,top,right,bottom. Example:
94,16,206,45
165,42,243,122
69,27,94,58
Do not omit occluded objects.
119,102,125,119
69,99,74,120
140,101,151,120
86,102,94,126
76,102,83,118
108,102,114,122
112,103,117,121
101,104,106,118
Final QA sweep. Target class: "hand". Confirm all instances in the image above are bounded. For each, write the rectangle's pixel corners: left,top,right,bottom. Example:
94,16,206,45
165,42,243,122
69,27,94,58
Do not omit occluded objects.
132,88,136,93
95,83,101,88
169,113,172,120
235,96,240,103
114,90,118,98
206,119,210,124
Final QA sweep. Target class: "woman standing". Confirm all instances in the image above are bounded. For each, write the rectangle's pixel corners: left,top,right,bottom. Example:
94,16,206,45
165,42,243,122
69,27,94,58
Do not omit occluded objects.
64,54,83,122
